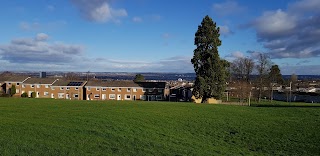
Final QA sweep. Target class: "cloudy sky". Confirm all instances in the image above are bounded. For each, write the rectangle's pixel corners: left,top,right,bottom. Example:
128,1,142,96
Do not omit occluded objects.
0,0,319,74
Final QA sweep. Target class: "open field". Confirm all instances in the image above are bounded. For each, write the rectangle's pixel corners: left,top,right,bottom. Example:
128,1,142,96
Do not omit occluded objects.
0,98,319,155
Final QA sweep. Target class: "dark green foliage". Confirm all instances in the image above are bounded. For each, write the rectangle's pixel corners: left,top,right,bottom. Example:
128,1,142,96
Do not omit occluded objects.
31,92,36,98
21,92,28,98
191,15,229,102
134,74,145,82
269,65,284,84
0,98,319,155
10,85,16,97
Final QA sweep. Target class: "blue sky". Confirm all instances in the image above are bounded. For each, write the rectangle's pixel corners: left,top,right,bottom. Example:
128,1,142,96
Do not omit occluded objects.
0,0,319,74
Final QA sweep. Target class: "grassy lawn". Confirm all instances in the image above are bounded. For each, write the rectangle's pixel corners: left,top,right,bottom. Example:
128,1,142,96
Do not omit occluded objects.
0,98,319,155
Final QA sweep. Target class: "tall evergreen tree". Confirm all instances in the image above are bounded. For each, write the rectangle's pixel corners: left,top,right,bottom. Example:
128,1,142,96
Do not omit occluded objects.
269,65,284,84
134,74,145,82
191,15,229,103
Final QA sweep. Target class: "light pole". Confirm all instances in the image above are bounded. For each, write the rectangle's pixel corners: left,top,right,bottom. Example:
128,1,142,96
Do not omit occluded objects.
289,81,292,104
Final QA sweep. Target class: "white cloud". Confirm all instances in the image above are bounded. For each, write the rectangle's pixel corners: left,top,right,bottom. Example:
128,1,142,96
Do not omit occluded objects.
212,1,246,17
249,0,320,59
219,25,234,36
0,33,84,64
70,0,127,23
253,9,297,40
132,16,142,22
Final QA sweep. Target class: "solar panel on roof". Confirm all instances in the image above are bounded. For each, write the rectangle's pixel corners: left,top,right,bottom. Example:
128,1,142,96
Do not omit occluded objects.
67,82,83,86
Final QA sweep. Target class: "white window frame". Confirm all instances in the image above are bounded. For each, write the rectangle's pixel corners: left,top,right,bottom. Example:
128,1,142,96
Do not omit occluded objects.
51,87,55,90
74,94,79,98
45,85,49,88
94,94,100,99
96,87,100,91
111,88,115,92
133,88,137,92
118,88,122,92
44,92,49,96
37,85,40,88
75,87,78,90
16,83,20,86
22,84,25,88
127,88,131,92
109,94,115,99
66,87,70,90
60,87,64,90
102,88,106,91
142,88,146,92
31,85,34,88
125,94,131,100
58,93,64,99
87,87,91,91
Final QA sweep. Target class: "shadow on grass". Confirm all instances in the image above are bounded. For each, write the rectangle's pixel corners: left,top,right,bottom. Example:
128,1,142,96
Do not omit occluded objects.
251,104,320,108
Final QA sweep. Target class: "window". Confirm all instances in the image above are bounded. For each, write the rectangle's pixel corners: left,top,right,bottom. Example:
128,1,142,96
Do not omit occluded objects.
16,89,20,94
58,93,64,99
44,92,49,96
8,83,11,85
75,87,78,90
118,88,122,92
102,88,106,91
96,88,100,91
127,88,131,92
94,94,100,98
45,85,49,88
158,89,163,93
109,94,115,99
149,88,154,92
17,83,19,86
111,88,115,92
31,85,34,88
37,85,40,88
142,88,146,92
156,95,162,100
140,95,146,100
125,94,131,100
74,94,79,98
60,87,64,90
22,85,25,88
51,87,55,90
87,87,91,91
133,88,137,92
66,87,70,90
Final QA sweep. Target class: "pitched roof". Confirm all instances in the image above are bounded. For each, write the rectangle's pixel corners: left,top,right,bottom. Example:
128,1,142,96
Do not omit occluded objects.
4,76,30,82
23,78,58,84
52,79,87,86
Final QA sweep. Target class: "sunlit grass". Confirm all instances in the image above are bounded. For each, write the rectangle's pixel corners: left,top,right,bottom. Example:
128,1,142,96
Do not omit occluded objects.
0,98,319,155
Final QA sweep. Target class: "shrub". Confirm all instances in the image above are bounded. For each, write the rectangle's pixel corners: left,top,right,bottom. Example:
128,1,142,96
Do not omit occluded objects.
21,93,28,98
31,92,36,98
0,93,10,97
10,85,16,97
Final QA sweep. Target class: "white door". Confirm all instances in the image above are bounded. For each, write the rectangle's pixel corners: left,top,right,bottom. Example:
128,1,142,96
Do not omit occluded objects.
36,92,39,98
66,94,69,99
102,94,106,100
117,94,121,100
51,93,54,98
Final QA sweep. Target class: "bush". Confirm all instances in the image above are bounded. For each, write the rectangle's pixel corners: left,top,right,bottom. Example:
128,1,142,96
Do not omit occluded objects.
10,85,16,97
31,92,36,98
21,92,28,98
0,93,10,97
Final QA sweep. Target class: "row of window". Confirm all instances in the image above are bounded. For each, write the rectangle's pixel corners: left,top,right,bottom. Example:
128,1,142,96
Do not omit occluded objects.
86,87,163,93
88,94,163,100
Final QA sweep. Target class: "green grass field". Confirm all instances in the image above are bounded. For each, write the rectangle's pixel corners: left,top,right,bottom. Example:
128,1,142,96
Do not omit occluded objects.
0,98,319,155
